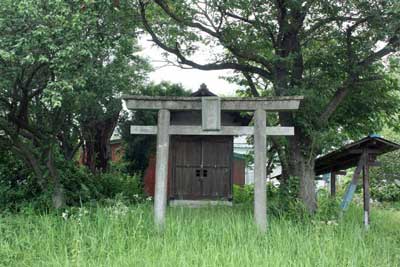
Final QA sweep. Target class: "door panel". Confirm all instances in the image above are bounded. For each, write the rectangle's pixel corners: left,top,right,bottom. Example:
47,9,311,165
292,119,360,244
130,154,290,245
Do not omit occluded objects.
174,138,202,167
172,136,202,199
171,136,232,200
202,137,231,168
174,167,201,199
201,137,232,198
201,167,231,198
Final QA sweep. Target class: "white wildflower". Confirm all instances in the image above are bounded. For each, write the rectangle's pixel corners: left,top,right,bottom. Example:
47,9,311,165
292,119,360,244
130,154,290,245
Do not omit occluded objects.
62,210,69,220
326,220,338,226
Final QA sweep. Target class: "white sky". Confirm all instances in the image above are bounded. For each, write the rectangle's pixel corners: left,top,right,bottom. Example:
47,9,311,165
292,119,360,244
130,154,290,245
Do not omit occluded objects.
139,37,238,96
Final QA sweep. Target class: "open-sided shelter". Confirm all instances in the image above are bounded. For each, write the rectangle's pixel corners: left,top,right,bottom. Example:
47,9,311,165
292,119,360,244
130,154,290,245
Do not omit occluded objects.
123,84,303,231
315,135,400,228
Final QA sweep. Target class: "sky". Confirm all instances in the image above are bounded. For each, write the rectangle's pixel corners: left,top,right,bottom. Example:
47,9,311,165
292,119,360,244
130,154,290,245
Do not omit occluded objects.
139,37,238,96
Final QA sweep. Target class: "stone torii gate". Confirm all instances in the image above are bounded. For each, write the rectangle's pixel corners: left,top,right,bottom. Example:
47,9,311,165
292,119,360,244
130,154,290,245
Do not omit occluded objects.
123,94,303,231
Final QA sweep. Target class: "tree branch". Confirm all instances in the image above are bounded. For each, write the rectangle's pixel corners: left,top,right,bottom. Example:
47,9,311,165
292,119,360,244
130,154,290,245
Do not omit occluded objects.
24,63,47,95
154,0,219,38
139,1,274,80
319,78,355,123
243,72,260,97
303,16,361,38
320,24,400,123
357,35,400,68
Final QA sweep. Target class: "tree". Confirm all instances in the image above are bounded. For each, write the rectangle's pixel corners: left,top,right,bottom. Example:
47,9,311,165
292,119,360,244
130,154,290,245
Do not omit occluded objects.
0,0,144,208
120,81,190,175
138,0,400,212
74,10,150,173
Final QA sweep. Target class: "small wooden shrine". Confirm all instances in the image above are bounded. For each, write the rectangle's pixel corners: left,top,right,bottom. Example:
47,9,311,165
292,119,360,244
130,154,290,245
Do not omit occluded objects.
123,84,303,231
145,86,250,201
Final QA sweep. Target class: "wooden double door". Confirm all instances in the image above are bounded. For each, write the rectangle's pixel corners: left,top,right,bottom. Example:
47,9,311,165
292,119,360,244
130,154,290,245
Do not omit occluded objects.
170,136,233,200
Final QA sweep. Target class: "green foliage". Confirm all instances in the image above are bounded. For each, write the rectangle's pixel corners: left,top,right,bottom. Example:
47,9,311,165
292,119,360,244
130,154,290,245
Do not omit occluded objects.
0,0,150,207
0,151,41,211
277,176,301,209
233,183,279,204
232,182,307,219
61,160,145,205
316,189,341,221
371,182,400,202
369,128,400,202
0,150,145,211
140,0,400,212
119,82,191,174
232,184,254,204
141,1,400,150
94,171,145,204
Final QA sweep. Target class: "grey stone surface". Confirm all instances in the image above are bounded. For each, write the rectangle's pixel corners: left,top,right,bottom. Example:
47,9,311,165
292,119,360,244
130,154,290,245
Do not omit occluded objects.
202,97,221,130
130,125,294,136
154,109,170,230
169,200,233,207
254,109,267,232
124,96,303,111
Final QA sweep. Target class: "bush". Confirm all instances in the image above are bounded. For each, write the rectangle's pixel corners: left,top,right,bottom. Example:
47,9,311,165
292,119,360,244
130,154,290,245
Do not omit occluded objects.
233,182,279,204
0,151,43,211
371,180,400,202
233,184,254,204
58,161,145,206
316,189,341,221
0,149,146,211
95,171,144,204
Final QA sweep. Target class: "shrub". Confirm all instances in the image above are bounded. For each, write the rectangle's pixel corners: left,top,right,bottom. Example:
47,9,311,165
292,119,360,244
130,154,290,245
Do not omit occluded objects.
233,184,254,204
0,148,146,211
95,171,144,204
0,151,42,211
233,182,279,204
316,189,341,221
371,180,400,202
59,161,145,206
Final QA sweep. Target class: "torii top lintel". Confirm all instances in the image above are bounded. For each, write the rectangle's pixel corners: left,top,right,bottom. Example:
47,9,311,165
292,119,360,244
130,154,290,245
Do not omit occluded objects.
122,95,304,112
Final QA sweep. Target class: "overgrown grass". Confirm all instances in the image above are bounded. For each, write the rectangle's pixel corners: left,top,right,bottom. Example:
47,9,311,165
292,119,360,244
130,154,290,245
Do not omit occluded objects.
0,203,399,267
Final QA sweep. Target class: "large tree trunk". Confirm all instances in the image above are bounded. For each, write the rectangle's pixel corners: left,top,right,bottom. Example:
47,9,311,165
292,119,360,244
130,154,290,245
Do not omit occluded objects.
47,146,65,209
82,111,120,173
278,110,317,213
286,132,317,213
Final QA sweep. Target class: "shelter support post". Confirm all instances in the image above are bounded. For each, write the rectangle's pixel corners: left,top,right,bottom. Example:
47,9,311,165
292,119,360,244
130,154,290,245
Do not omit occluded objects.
363,156,370,229
254,109,267,232
340,152,366,210
154,109,170,230
330,172,336,197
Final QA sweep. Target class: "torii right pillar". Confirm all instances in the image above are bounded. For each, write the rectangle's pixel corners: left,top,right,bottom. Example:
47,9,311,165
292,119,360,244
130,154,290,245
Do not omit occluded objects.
254,109,267,232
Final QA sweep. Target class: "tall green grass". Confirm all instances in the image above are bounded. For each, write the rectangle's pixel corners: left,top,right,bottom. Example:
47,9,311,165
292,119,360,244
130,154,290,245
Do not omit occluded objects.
0,203,399,267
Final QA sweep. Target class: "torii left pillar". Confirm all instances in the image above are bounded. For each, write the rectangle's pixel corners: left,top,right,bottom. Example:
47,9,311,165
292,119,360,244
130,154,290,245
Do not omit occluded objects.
154,109,170,230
